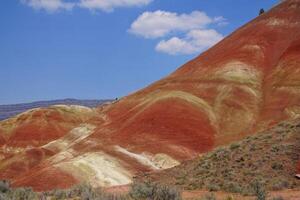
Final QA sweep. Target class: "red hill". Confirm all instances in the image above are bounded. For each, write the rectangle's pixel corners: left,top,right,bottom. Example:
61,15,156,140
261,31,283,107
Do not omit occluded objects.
0,0,300,191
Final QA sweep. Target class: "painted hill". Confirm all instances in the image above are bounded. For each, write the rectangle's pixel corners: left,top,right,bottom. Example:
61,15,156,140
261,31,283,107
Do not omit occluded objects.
139,119,300,194
0,99,112,121
0,0,300,191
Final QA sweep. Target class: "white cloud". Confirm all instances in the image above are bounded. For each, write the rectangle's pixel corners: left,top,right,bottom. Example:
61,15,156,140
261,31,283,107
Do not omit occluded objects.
213,16,229,26
155,29,223,55
21,0,152,12
156,37,198,55
129,10,214,38
129,10,227,55
21,0,75,12
78,0,153,12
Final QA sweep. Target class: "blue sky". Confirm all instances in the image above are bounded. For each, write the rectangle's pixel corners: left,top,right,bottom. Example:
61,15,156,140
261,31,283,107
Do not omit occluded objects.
0,0,278,104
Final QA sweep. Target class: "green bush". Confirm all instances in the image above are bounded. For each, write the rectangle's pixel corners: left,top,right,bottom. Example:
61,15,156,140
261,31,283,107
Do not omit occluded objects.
271,196,284,200
0,180,37,200
129,181,181,200
7,187,37,200
0,181,130,200
223,181,242,193
0,180,10,193
229,143,240,150
270,179,289,191
207,183,220,192
47,183,129,200
271,163,283,170
251,181,267,200
201,193,216,200
155,184,181,200
130,181,156,199
225,195,235,200
51,189,69,199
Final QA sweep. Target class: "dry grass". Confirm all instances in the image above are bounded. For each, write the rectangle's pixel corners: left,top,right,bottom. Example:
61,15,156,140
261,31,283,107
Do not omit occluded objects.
0,181,182,200
0,181,131,200
140,119,300,195
129,181,181,200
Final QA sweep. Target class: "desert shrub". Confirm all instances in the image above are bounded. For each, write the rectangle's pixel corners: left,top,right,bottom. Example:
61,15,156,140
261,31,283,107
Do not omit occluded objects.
51,189,69,199
7,187,37,200
130,181,156,199
271,196,284,200
38,193,48,200
154,184,181,200
207,183,220,192
271,146,280,153
0,180,37,200
269,179,289,191
71,183,100,199
43,183,129,200
0,181,130,200
230,143,240,150
223,181,242,193
225,195,235,200
130,181,181,200
271,163,283,170
186,181,202,190
0,180,10,193
0,193,7,200
201,193,216,200
251,181,267,200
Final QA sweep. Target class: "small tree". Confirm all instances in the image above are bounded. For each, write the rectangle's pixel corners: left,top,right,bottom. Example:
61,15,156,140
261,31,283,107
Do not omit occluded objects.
259,8,265,15
0,180,10,193
252,181,267,200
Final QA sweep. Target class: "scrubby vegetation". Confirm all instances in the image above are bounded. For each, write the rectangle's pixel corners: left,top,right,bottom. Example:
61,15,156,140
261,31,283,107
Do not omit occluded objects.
129,181,181,200
200,193,216,200
271,196,284,200
252,181,267,200
0,178,292,199
141,120,300,195
0,181,182,200
0,181,37,200
41,183,126,200
0,181,130,200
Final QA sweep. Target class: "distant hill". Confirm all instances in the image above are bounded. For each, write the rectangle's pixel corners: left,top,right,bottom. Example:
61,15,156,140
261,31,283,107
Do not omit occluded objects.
0,99,112,121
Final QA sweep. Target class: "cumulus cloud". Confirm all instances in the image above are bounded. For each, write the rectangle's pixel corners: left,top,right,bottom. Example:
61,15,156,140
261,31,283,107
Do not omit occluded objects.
213,16,229,26
156,29,223,55
156,37,197,55
21,0,152,12
129,10,227,55
21,0,75,12
78,0,153,12
129,10,214,38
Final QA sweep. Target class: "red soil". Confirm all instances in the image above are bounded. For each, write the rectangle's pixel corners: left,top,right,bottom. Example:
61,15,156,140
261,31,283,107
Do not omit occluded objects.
111,98,215,159
12,166,79,192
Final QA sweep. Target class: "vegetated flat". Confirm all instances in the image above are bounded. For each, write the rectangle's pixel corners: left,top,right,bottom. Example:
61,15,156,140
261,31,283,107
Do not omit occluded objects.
140,119,300,195
0,99,112,121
